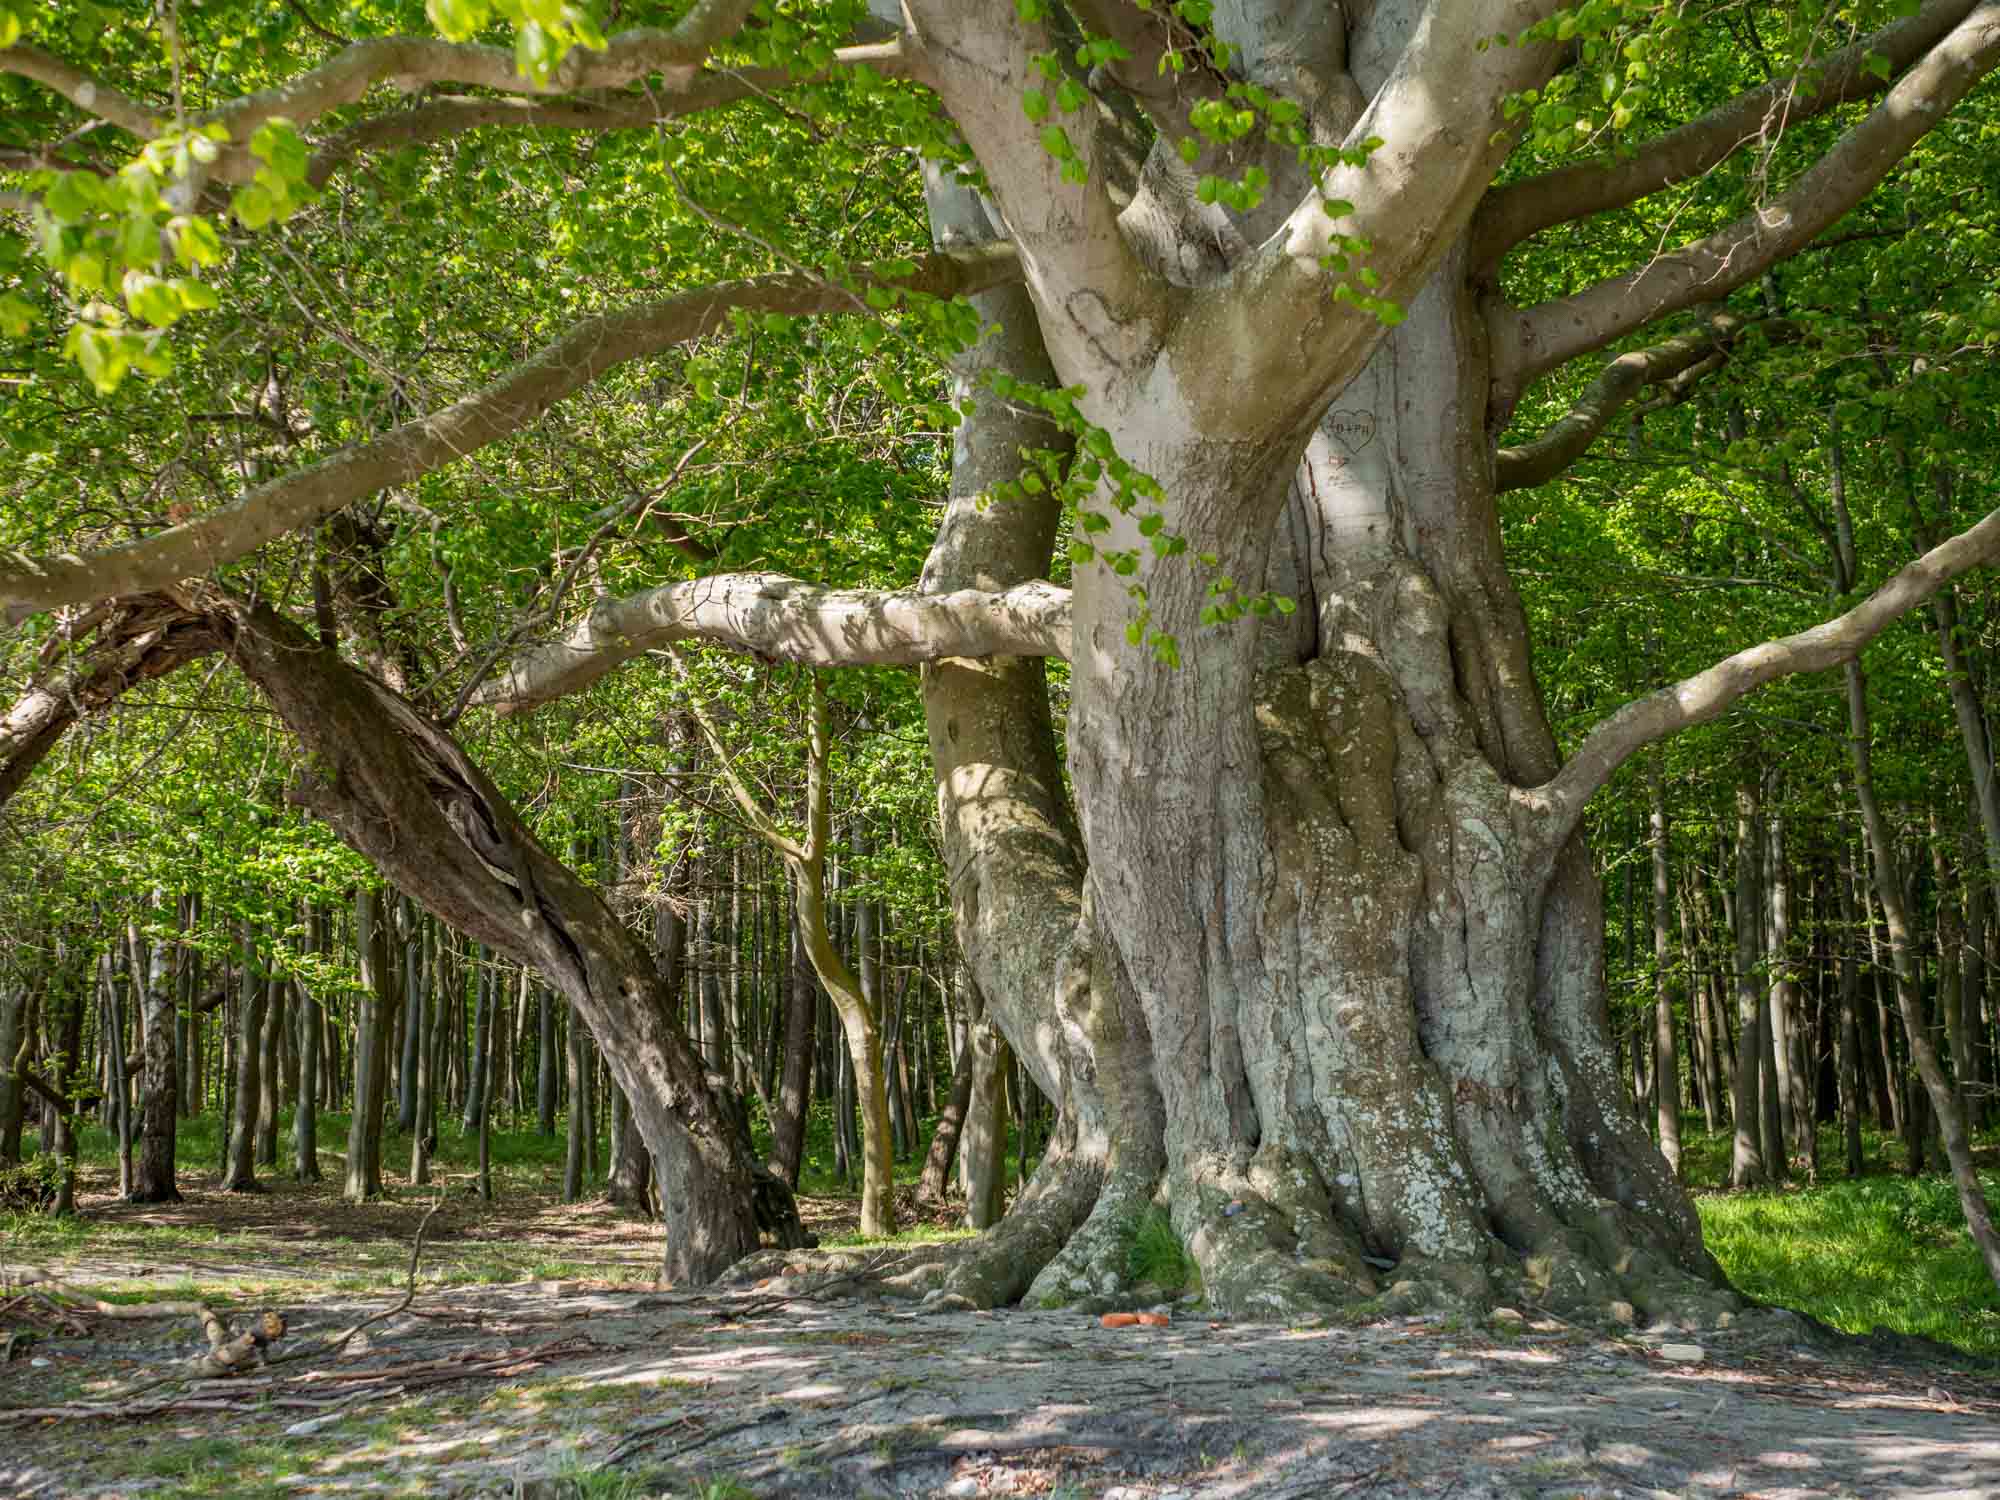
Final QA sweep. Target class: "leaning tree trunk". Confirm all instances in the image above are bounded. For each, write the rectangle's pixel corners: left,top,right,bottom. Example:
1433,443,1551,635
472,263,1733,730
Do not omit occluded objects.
1847,659,2000,1292
209,597,803,1283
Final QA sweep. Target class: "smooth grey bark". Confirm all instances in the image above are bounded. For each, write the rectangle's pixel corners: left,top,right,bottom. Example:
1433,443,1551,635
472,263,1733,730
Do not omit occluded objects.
1730,785,1766,1189
101,954,132,1198
1649,763,1680,1178
1764,801,1798,1182
563,1001,589,1201
536,982,557,1136
345,886,398,1201
1835,819,1867,1178
1846,656,2000,1292
462,943,490,1132
767,909,816,1188
132,897,180,1203
220,925,266,1194
958,1014,1011,1232
257,972,283,1169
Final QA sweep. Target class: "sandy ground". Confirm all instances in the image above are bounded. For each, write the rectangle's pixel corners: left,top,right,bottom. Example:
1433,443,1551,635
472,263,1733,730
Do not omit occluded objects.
3,1184,1998,1499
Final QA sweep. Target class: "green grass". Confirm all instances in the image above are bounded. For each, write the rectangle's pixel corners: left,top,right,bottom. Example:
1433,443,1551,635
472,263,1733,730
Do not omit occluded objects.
1122,1203,1199,1296
1675,1119,2000,1359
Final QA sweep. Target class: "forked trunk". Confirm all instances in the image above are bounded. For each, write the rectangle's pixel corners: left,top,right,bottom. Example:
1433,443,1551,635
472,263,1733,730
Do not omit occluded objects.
917,236,1721,1322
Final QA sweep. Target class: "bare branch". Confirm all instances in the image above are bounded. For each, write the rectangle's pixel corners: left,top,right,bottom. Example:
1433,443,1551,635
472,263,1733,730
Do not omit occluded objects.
1471,0,1982,270
305,42,914,189
0,45,160,138
0,243,1022,622
472,574,1073,714
0,598,217,811
1536,501,2000,837
1494,312,1790,492
1494,4,2000,393
2,2,787,183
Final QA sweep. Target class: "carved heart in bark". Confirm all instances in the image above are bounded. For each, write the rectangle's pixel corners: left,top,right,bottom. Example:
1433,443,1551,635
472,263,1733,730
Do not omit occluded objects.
1326,410,1377,457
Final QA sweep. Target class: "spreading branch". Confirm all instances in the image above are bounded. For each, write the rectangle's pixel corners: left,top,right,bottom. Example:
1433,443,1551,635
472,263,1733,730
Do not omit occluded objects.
1494,313,1790,492
305,41,914,188
899,0,1163,381
1213,0,1564,440
472,573,1072,715
0,597,218,809
1494,4,2000,393
0,244,1022,622
1535,501,2000,837
1471,0,1984,270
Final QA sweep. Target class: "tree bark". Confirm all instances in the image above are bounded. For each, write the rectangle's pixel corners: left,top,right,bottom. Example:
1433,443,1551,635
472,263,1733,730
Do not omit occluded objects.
1730,786,1767,1188
207,597,802,1283
132,897,180,1203
1846,657,2000,1292
767,908,816,1188
1648,762,1680,1178
345,886,398,1202
220,925,265,1194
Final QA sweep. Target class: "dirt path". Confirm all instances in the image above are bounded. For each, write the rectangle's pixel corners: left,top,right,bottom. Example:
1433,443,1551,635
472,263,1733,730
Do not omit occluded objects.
6,1255,1999,1500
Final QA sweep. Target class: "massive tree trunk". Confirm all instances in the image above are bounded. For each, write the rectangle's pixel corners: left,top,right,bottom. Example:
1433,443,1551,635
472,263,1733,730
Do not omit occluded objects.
206,597,804,1283
886,83,1722,1316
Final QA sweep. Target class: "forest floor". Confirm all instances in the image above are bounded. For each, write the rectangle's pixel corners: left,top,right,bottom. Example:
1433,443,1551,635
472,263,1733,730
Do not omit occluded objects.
5,1172,2000,1500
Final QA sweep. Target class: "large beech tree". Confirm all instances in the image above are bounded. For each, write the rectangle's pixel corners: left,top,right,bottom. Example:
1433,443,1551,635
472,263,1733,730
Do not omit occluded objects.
5,0,2000,1311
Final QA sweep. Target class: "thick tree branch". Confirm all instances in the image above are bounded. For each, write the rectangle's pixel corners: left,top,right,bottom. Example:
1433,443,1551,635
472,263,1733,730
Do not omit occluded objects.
472,574,1072,714
1210,0,1563,440
1536,501,2000,837
900,0,1165,381
1494,312,1789,492
0,244,1022,622
0,598,217,811
1471,0,1983,271
1494,4,2000,393
3,2,774,183
305,42,913,189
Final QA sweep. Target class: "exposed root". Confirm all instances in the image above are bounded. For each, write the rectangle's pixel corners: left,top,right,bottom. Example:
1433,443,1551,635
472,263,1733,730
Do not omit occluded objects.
1182,1147,1390,1322
1020,1163,1159,1311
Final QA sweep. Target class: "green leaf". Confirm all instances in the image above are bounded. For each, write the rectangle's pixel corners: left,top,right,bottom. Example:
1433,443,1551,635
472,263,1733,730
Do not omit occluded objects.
0,292,33,336
231,183,276,230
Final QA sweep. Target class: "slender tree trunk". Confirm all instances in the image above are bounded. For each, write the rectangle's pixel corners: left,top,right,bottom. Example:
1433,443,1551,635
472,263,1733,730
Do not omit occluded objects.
0,983,26,1165
563,1001,588,1201
528,987,551,1146
221,925,265,1193
1648,761,1680,1177
1835,816,1866,1178
344,887,399,1202
463,944,490,1132
1848,657,2000,1291
132,895,180,1202
768,909,817,1188
918,1001,977,1208
959,1014,1010,1231
1730,785,1767,1188
294,922,322,1181
1768,801,1811,1181
257,972,283,1168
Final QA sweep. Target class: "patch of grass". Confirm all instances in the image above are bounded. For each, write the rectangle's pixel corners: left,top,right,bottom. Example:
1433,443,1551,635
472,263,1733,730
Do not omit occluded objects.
1693,1153,2000,1358
818,1222,976,1250
1122,1204,1199,1295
